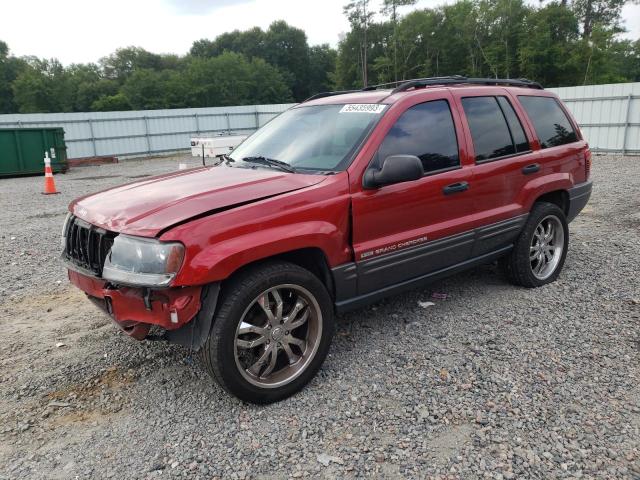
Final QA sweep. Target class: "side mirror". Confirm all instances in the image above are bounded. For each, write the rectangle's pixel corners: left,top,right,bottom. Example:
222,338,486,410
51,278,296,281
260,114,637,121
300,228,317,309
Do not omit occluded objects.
363,155,423,189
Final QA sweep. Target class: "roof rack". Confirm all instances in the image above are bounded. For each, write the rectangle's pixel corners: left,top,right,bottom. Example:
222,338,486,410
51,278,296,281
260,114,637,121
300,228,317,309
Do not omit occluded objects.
362,75,468,91
390,76,543,93
302,76,543,103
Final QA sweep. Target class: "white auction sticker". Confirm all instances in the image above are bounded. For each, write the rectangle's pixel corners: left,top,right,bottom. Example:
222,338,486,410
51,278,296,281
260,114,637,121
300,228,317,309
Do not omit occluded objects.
340,104,386,114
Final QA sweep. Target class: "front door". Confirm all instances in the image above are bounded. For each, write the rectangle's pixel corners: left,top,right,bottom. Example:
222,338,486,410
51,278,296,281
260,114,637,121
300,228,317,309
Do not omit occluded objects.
350,96,477,295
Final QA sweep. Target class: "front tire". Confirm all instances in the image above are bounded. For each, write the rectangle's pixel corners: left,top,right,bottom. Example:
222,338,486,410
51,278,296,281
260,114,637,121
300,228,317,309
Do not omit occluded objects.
201,261,334,404
503,202,569,288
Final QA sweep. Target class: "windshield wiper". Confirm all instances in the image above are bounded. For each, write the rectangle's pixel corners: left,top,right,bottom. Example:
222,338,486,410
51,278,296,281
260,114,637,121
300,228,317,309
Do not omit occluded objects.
241,156,296,173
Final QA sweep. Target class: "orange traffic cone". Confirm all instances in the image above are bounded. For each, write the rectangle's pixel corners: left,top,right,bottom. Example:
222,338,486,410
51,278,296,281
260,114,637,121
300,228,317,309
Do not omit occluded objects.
42,153,60,195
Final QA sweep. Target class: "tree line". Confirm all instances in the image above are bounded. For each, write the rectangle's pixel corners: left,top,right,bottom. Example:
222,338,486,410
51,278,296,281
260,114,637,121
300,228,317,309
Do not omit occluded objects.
0,0,638,114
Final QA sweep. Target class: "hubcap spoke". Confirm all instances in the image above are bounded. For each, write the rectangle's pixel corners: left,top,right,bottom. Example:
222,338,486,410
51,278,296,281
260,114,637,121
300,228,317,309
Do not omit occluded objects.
238,321,266,336
285,334,306,351
257,293,276,324
281,342,301,365
272,289,283,325
237,335,268,349
260,345,279,377
544,222,553,241
285,299,309,330
529,246,538,261
247,344,275,376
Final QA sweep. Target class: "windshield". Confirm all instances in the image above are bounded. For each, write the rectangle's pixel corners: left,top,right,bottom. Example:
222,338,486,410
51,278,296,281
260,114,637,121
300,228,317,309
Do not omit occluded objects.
229,104,385,171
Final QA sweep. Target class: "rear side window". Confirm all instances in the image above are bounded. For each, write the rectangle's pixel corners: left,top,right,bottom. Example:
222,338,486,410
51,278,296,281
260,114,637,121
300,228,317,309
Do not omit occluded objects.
518,96,578,148
497,97,529,153
378,100,459,174
462,96,529,162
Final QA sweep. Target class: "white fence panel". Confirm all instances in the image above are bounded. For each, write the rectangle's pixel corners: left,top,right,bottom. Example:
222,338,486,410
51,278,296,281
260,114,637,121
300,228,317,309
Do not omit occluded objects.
0,104,295,159
549,82,640,154
1,83,638,158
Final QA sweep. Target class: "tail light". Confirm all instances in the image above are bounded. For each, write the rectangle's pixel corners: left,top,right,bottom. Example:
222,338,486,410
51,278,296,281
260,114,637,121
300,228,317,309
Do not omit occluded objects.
584,148,592,180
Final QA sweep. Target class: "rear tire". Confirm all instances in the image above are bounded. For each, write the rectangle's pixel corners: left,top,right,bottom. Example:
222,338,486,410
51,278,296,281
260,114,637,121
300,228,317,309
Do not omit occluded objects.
502,202,569,288
201,261,334,404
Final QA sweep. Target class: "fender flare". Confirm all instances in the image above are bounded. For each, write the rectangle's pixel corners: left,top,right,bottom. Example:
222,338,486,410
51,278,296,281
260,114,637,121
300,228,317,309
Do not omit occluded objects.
165,282,220,350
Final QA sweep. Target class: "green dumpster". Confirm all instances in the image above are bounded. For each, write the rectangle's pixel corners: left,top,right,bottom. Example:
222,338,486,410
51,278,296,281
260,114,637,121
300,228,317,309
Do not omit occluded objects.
0,128,68,177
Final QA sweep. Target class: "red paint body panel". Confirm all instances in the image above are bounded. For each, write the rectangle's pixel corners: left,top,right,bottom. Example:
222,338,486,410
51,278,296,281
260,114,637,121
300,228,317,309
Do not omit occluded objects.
161,173,352,285
65,83,591,334
70,165,326,236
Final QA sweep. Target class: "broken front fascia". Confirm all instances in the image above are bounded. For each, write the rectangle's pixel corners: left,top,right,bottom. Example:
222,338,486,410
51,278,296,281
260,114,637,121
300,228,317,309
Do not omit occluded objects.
68,269,201,339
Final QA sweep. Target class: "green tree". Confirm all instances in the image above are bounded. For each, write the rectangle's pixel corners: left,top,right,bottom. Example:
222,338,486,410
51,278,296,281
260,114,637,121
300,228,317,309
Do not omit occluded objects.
308,44,338,94
394,9,443,79
91,93,131,111
380,0,417,82
519,3,580,86
100,47,163,80
12,58,71,113
0,40,27,113
191,27,267,60
572,0,627,38
184,52,291,107
190,22,310,101
263,21,311,101
343,0,375,87
121,69,169,110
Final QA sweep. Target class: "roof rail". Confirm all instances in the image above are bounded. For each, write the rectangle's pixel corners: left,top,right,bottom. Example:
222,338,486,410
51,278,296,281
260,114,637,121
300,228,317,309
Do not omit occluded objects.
362,75,468,91
302,76,543,103
303,90,360,102
390,76,543,93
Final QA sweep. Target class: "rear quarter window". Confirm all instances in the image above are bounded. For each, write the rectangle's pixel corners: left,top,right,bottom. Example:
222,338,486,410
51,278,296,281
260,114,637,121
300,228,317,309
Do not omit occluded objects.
518,96,578,148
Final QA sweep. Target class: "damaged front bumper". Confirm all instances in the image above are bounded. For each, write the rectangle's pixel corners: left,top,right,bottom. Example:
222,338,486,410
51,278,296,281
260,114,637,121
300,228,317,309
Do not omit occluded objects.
68,269,203,341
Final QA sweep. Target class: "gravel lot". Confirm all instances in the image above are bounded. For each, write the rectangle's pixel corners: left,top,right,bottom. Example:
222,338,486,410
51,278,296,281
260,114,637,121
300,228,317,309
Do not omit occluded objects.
0,154,638,479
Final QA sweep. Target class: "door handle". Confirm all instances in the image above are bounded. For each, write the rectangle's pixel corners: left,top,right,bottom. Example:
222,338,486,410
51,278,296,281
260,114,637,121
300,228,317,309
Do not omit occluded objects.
522,163,540,175
442,181,469,195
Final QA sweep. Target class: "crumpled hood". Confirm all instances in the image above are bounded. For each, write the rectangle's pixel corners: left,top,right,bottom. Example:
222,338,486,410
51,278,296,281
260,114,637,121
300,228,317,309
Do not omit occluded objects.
70,165,326,237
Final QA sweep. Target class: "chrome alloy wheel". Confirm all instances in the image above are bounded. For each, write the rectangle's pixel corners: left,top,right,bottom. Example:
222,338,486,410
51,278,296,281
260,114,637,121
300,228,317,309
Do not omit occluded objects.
234,284,322,388
530,215,565,280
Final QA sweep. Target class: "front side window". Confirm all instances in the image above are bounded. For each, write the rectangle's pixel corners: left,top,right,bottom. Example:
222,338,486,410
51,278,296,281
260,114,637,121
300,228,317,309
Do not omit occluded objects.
518,96,578,148
229,104,384,171
378,100,459,174
462,96,518,161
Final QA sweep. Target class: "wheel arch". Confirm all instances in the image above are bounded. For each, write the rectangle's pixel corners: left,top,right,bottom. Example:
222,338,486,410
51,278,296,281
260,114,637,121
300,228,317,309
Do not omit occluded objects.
219,247,336,301
169,247,336,351
533,189,569,216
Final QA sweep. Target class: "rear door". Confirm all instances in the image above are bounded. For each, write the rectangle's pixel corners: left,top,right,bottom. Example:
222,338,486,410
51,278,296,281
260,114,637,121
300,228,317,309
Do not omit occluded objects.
516,95,585,183
452,90,537,255
350,94,477,295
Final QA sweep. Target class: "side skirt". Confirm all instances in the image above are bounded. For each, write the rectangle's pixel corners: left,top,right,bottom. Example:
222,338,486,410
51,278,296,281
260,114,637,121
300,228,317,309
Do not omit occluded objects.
333,245,512,314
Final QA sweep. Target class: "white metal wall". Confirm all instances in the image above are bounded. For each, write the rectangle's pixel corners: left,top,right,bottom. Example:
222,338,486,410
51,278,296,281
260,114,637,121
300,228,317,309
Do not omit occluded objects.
0,104,295,159
549,82,640,154
0,82,638,158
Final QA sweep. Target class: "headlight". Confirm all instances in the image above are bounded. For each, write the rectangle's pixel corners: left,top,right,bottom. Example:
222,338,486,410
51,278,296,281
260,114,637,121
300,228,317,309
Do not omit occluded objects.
102,235,185,287
61,212,72,250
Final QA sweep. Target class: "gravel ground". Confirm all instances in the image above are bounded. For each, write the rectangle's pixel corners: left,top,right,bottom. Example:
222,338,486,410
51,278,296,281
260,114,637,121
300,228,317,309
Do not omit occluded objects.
0,153,638,479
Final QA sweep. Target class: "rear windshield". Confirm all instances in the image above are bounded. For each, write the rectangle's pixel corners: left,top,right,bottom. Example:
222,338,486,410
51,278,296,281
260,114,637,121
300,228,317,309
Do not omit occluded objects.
230,104,385,171
518,96,578,148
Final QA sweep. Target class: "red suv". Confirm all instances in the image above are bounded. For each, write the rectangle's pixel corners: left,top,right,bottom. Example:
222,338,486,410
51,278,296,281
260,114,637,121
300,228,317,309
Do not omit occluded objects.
63,77,592,403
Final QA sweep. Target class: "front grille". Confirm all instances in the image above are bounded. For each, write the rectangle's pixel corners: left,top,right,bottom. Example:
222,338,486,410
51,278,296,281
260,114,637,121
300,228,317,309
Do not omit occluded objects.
64,215,117,277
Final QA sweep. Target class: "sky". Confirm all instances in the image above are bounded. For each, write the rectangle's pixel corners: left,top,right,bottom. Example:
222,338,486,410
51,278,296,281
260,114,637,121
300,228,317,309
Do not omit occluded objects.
1,0,639,65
